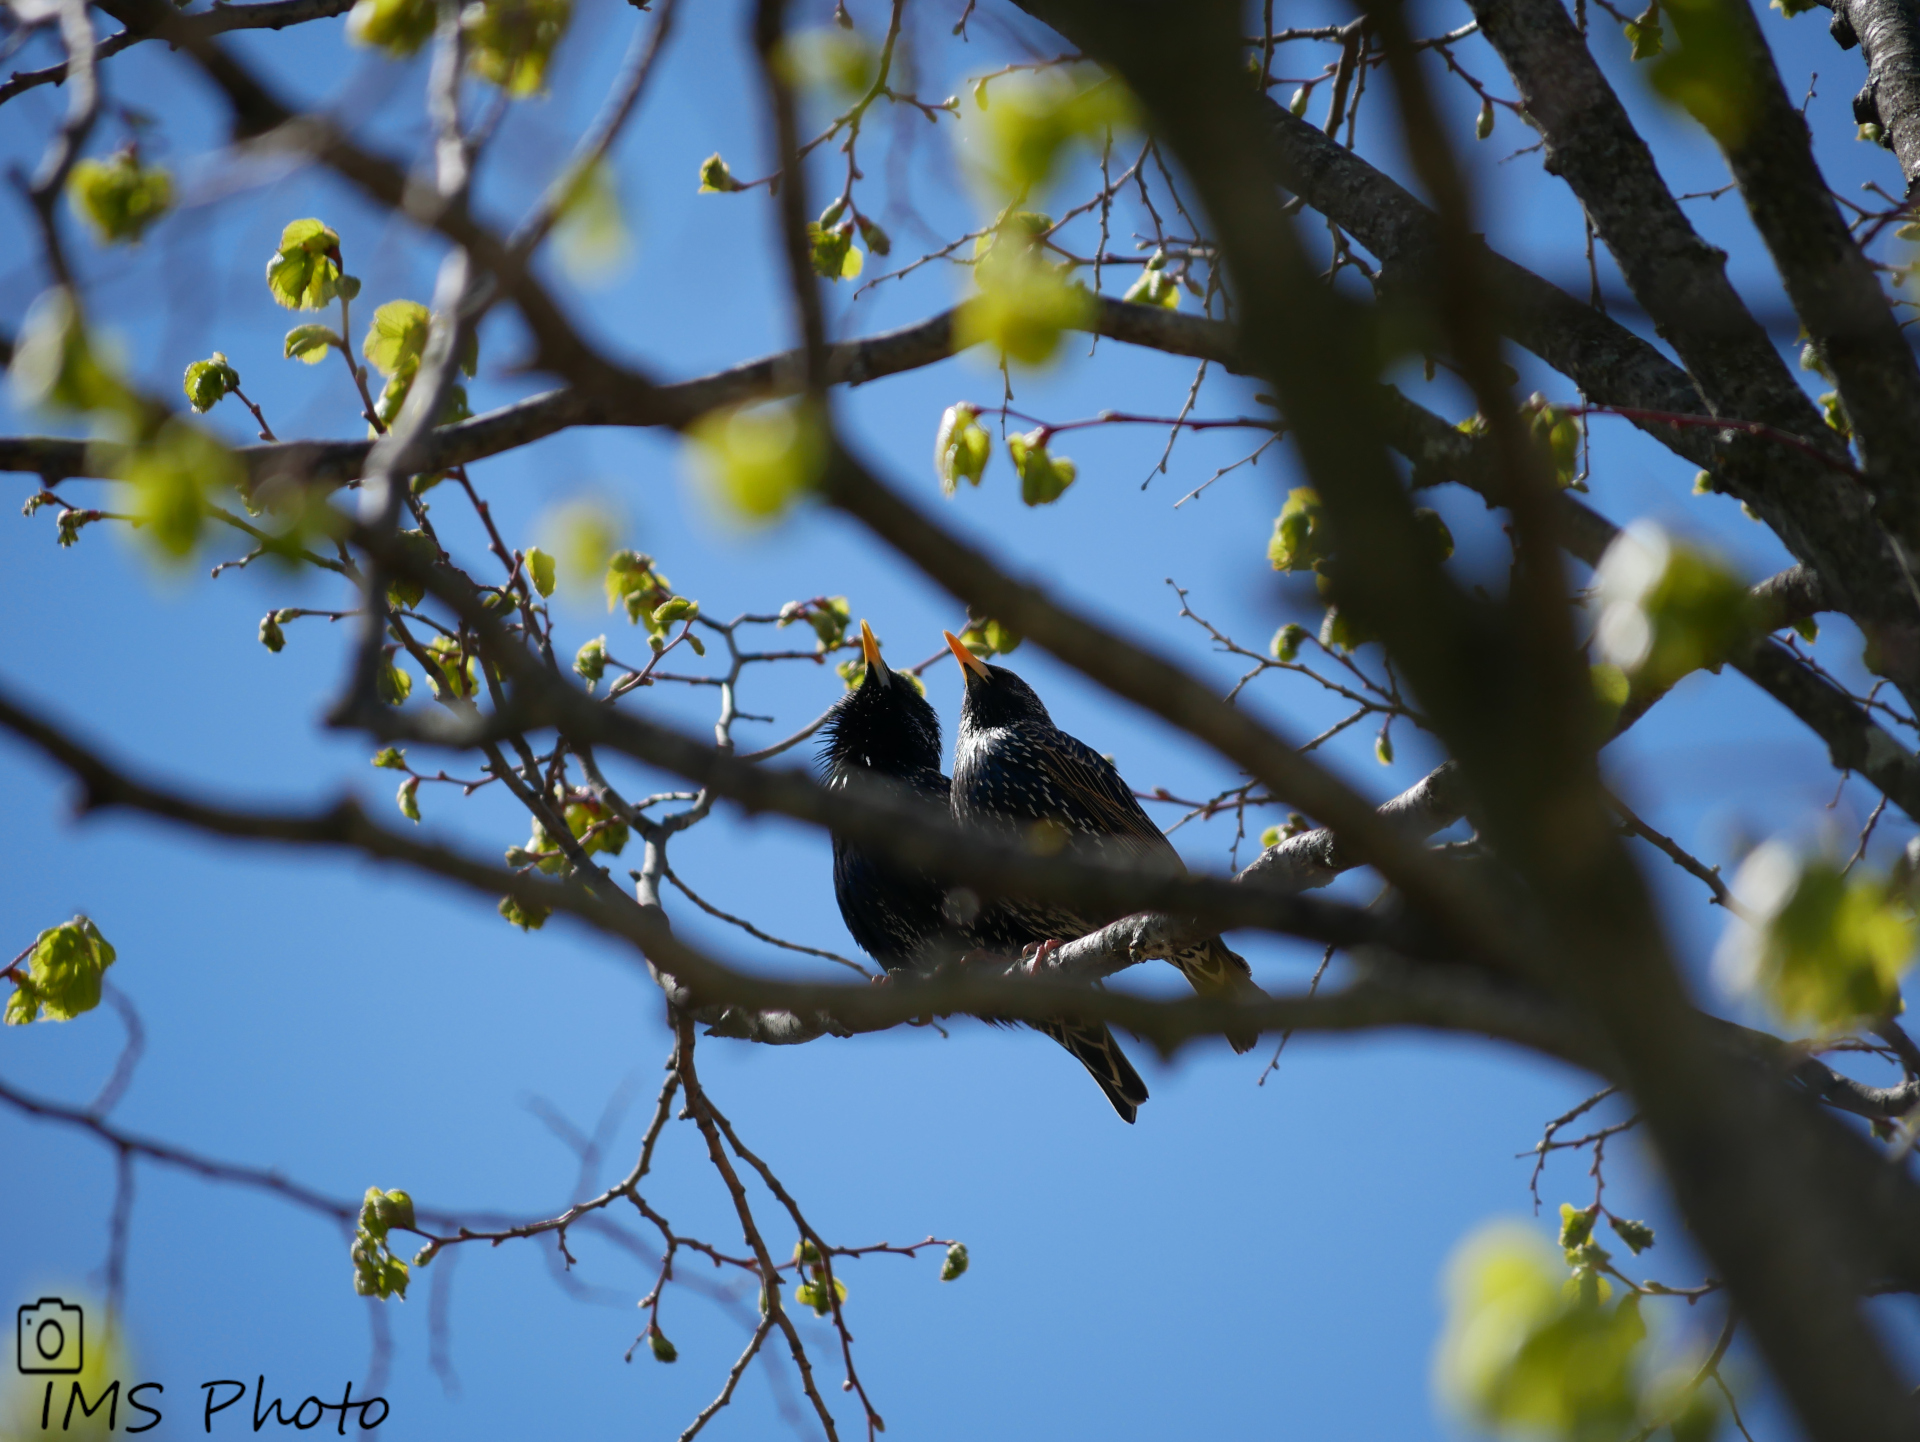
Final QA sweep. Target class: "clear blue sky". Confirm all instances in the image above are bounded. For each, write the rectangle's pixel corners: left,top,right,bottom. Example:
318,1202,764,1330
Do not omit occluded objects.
1,1,1908,1437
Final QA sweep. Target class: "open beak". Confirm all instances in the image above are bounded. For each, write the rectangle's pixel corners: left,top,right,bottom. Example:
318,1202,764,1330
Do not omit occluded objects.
943,630,992,683
858,619,889,684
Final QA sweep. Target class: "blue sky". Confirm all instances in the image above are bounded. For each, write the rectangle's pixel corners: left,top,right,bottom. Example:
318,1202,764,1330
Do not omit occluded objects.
1,1,1909,1437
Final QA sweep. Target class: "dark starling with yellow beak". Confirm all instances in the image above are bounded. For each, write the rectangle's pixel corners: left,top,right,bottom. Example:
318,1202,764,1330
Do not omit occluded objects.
944,631,1266,1052
820,622,1149,1121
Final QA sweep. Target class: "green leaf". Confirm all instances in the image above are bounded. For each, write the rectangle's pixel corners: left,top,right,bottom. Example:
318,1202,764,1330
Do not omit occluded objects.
699,153,741,193
688,402,827,523
9,288,137,419
499,894,551,930
351,1190,415,1300
605,550,674,624
934,403,993,494
67,150,172,244
346,0,435,54
961,68,1138,198
120,421,245,562
553,160,632,282
184,353,242,413
1625,5,1665,59
267,219,345,311
1606,1215,1655,1254
1557,1203,1596,1249
363,300,431,377
574,635,608,684
377,660,413,706
647,1325,678,1363
397,776,421,822
957,230,1095,368
1727,844,1916,1029
1288,87,1310,117
651,595,699,627
806,219,864,281
1436,1223,1648,1441
463,0,571,96
1593,522,1757,692
1521,394,1584,489
1267,487,1328,572
939,1242,969,1281
1121,267,1179,309
1270,623,1307,662
1474,98,1495,140
1374,732,1394,766
372,747,407,770
525,546,557,598
11,916,117,1023
857,216,891,257
284,324,342,365
806,597,852,651
1007,429,1076,506
259,613,287,652
1319,605,1373,653
1649,0,1758,144
424,635,478,700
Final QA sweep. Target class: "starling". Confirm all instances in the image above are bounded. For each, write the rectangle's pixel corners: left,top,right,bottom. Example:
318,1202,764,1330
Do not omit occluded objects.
819,621,1150,1122
944,631,1267,1052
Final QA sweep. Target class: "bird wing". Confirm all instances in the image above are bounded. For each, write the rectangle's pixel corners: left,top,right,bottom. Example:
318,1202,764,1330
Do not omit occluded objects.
1036,732,1180,869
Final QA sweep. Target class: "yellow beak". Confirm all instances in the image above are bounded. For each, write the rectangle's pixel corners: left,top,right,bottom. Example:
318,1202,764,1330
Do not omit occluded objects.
859,619,882,668
943,629,991,681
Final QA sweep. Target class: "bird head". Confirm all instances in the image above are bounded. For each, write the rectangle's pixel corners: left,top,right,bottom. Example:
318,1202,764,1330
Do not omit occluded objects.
943,631,1053,729
819,621,942,779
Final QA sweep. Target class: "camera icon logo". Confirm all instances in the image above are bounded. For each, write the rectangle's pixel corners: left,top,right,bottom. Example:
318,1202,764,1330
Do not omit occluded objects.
17,1299,83,1375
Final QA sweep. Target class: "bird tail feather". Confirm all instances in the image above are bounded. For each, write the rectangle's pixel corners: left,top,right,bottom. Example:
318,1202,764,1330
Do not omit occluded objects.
1171,938,1265,1054
1043,1020,1149,1124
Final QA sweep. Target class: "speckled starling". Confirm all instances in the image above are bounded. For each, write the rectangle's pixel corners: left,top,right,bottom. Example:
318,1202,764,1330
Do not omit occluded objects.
820,622,1150,1121
944,631,1266,1053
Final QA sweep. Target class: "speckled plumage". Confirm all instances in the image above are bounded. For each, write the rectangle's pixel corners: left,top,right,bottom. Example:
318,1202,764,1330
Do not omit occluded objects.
820,627,1149,1121
948,647,1266,1053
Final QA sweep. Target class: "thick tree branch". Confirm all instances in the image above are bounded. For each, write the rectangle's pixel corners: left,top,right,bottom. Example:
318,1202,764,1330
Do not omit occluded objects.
1831,0,1920,195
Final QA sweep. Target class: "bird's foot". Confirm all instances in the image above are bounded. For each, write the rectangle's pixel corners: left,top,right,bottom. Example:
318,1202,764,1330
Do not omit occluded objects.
1019,938,1065,977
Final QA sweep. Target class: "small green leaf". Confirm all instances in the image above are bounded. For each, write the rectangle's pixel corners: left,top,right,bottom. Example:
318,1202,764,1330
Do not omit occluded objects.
499,894,551,930
934,404,993,495
184,353,242,413
651,596,699,627
648,1325,678,1363
1624,4,1664,59
346,0,435,54
1558,1203,1596,1249
1121,267,1180,309
463,0,571,96
67,150,172,244
363,300,431,378
397,776,421,822
1375,731,1394,766
377,661,413,707
372,747,406,770
1606,1215,1655,1254
1288,87,1310,116
1270,623,1307,662
284,323,343,365
267,219,345,311
1267,488,1328,572
1474,98,1495,141
688,402,827,522
939,1242,969,1281
806,219,864,281
699,152,741,193
120,421,245,562
574,635,608,684
525,547,557,598
9,916,117,1023
259,613,287,652
1007,429,1076,506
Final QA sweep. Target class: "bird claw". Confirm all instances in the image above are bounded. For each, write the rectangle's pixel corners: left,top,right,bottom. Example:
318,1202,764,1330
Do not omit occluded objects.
1019,938,1065,977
